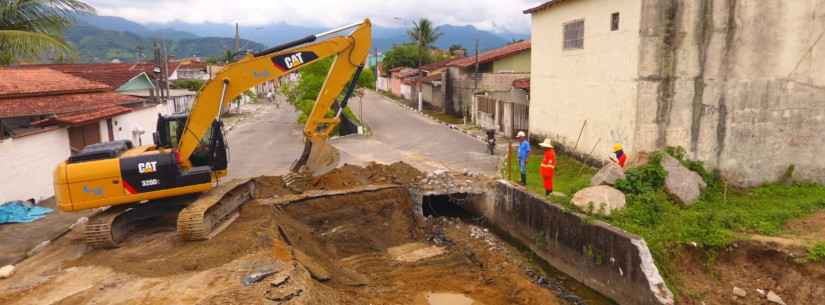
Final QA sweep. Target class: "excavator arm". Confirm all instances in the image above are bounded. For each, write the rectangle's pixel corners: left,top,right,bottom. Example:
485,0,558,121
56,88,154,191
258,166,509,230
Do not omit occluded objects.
176,20,372,175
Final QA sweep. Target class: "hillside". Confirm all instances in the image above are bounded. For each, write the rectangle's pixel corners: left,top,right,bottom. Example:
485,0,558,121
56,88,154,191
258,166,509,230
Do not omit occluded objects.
64,24,265,63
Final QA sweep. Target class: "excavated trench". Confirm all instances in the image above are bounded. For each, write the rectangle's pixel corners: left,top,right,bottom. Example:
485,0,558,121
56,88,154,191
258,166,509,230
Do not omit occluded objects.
55,162,615,305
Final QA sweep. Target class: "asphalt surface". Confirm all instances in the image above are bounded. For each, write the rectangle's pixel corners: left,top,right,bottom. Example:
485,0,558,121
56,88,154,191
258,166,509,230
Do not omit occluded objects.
225,91,499,179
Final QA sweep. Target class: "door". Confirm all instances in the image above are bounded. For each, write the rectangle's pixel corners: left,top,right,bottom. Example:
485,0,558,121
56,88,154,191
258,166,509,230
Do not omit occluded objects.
68,123,101,152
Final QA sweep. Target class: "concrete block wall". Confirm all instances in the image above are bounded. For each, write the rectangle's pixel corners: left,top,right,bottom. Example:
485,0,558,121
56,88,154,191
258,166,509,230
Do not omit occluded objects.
635,0,825,186
531,0,825,186
0,128,70,203
463,181,674,305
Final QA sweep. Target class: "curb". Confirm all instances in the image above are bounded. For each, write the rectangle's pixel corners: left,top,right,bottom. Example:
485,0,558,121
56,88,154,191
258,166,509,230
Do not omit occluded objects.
375,93,489,144
374,92,512,178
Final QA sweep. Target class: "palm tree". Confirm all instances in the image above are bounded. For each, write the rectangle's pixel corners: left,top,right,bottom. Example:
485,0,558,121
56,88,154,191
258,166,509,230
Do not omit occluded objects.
0,0,95,65
406,18,442,68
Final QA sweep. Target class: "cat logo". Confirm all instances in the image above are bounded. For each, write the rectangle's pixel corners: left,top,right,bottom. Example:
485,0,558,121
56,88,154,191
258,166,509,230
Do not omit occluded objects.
272,51,318,71
283,53,305,69
138,161,158,174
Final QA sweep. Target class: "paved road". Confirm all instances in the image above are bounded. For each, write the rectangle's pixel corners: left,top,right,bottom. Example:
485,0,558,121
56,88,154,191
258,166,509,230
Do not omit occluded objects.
225,91,498,179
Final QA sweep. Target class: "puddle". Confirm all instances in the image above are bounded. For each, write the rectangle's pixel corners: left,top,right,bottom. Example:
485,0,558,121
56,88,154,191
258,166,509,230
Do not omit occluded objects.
420,292,481,305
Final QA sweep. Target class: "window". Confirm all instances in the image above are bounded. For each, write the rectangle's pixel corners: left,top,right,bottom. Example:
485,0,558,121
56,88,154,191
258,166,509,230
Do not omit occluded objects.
611,12,620,31
563,20,585,50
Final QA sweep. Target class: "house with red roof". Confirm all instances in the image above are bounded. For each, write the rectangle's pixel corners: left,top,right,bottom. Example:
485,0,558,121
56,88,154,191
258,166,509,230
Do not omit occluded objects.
0,67,164,203
441,40,531,116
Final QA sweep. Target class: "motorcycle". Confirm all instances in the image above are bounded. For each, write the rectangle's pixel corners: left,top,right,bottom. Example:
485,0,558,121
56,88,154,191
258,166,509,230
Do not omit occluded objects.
485,129,496,155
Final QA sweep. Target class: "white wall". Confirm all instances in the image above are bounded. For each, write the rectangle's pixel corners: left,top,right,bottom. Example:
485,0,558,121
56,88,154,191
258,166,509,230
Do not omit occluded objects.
110,105,162,146
529,0,642,158
0,128,70,202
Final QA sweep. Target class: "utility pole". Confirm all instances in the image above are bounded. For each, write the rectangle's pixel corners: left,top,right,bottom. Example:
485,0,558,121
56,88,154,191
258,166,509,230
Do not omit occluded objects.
234,23,241,54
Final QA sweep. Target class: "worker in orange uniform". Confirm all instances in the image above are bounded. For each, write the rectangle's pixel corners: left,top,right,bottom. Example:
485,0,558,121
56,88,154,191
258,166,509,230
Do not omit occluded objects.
610,143,628,168
538,139,556,196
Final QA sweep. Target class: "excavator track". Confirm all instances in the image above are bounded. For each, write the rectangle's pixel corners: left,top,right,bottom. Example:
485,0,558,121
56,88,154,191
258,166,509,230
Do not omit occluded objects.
84,200,186,249
177,179,256,241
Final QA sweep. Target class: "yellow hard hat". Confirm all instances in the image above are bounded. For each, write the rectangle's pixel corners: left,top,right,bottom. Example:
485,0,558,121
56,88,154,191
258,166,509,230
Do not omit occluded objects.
613,143,623,151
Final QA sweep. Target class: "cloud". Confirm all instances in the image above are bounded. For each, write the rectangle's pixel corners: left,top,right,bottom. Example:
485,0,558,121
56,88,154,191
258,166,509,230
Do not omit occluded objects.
86,0,543,33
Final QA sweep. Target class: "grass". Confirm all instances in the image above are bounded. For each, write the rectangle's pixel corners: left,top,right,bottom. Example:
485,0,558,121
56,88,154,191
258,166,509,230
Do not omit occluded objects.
505,147,595,202
506,147,825,297
808,242,825,262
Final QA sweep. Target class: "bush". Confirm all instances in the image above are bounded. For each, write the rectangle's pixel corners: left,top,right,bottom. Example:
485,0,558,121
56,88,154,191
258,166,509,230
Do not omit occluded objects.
171,79,205,91
615,152,667,195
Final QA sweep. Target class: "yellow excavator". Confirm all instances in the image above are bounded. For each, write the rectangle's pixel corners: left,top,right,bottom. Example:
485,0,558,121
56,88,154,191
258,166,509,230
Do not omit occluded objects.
52,20,372,248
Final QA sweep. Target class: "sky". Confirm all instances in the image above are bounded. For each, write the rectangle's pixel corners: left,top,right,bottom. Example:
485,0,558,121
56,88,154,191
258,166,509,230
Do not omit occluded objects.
85,0,544,34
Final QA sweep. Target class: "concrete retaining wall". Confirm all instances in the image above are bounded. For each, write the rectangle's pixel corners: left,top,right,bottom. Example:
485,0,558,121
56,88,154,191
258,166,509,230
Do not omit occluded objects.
463,181,674,305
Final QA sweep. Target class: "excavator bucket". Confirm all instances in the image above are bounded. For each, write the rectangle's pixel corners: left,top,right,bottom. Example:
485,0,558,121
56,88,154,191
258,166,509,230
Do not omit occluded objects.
284,137,340,193
302,137,340,175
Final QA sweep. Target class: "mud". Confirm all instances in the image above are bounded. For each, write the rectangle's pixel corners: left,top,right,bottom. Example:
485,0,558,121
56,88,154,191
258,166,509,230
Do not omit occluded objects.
254,161,423,198
675,240,825,305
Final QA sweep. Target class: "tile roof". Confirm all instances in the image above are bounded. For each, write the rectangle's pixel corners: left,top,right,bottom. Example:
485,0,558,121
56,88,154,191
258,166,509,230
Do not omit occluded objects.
0,91,137,119
22,62,179,89
0,67,143,125
513,78,531,89
397,68,420,78
418,57,460,72
448,40,531,68
178,61,207,70
0,68,110,98
524,0,573,14
34,105,133,126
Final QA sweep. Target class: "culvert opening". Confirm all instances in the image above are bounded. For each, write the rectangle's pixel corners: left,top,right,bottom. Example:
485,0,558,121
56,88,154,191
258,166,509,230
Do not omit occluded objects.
422,193,474,219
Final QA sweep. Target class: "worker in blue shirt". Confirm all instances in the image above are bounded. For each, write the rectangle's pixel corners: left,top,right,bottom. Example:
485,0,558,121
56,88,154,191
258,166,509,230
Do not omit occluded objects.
516,131,530,186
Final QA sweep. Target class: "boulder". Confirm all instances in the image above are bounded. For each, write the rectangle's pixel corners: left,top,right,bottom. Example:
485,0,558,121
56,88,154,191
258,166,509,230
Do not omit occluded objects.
591,162,626,186
661,155,707,206
571,186,626,216
0,265,14,279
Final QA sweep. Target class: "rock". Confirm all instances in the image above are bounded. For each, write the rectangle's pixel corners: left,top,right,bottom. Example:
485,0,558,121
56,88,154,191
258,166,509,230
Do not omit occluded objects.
27,240,50,257
571,186,626,216
591,162,626,186
0,265,14,279
661,155,707,206
766,291,786,305
756,289,766,296
733,286,747,298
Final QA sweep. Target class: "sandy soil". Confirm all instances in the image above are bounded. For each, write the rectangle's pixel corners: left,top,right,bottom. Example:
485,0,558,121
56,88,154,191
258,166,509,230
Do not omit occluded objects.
675,240,825,305
0,162,560,305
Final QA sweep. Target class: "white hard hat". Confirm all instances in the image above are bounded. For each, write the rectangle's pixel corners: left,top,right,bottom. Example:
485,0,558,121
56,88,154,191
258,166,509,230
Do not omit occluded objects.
539,138,553,148
517,131,526,138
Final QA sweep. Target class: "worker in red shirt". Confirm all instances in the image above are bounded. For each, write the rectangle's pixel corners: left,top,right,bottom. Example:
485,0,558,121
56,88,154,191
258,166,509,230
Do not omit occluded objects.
610,143,628,168
538,139,556,196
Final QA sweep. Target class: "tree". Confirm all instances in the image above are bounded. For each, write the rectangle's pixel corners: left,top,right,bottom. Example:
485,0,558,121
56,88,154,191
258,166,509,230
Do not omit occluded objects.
406,18,442,68
381,44,431,73
0,0,95,65
448,44,466,56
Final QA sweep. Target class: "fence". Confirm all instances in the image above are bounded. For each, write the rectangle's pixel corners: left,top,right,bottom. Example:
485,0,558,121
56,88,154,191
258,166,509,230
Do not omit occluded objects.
474,95,529,138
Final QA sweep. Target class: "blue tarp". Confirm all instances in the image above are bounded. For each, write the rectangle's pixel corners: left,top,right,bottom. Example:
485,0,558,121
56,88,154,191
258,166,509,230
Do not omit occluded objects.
0,201,53,224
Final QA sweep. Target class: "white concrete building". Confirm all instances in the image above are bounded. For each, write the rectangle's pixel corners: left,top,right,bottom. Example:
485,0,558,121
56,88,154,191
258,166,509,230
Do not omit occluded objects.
526,0,825,186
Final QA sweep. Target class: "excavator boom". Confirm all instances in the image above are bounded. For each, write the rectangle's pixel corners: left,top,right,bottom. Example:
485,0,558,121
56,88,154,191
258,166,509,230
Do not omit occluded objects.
178,20,372,175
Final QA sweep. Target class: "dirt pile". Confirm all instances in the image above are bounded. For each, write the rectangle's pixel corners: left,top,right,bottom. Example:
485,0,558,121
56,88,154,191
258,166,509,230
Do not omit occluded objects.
675,240,825,305
65,203,273,277
254,161,423,198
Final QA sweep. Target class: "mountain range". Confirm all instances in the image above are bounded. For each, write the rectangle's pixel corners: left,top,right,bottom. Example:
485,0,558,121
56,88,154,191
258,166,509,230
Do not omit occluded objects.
65,14,529,63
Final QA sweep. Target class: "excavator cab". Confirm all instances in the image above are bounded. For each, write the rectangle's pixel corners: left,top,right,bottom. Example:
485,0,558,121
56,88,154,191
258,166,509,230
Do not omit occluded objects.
154,114,228,171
